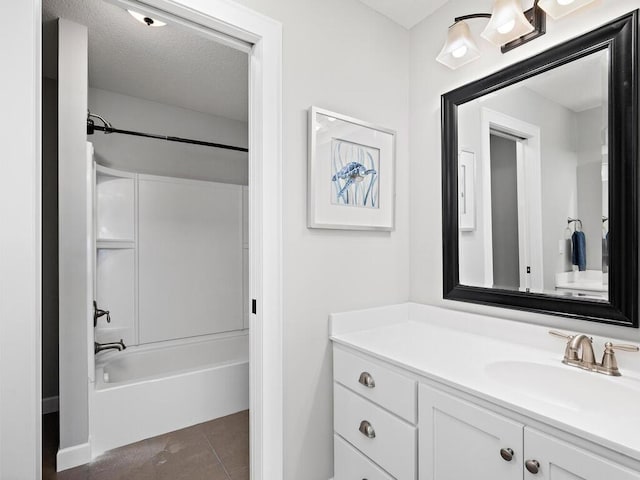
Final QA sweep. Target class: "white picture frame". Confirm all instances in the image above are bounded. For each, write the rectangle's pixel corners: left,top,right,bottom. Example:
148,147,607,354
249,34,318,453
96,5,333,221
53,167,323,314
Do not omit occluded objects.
308,106,396,231
459,149,476,231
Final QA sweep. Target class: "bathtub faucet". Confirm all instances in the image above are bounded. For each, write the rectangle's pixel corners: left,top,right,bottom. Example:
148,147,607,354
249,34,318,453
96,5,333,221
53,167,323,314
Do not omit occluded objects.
95,339,126,355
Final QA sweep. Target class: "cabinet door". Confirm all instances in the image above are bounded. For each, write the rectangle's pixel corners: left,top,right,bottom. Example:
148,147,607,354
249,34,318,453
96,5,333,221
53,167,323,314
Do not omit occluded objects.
524,428,640,480
419,384,524,480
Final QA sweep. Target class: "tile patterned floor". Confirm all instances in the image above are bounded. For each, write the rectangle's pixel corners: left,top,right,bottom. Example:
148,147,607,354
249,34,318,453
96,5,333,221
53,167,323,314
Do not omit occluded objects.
43,411,249,480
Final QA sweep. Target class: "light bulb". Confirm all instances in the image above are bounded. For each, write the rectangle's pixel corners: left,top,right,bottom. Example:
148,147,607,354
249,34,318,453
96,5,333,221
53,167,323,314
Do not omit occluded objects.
538,0,595,19
481,0,534,46
451,46,468,58
497,19,516,34
436,20,481,69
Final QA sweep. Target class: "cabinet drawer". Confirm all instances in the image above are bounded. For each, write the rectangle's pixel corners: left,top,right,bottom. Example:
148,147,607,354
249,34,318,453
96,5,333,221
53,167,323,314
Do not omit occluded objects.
334,383,416,480
334,347,417,423
334,434,393,480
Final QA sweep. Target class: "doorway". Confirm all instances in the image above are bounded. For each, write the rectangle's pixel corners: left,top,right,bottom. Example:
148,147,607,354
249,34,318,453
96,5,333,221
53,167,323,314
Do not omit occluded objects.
481,107,544,293
35,1,283,479
489,132,521,290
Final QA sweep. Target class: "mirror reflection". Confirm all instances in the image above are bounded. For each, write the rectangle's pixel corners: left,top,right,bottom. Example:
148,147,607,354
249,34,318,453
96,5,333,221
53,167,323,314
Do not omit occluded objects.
457,49,609,301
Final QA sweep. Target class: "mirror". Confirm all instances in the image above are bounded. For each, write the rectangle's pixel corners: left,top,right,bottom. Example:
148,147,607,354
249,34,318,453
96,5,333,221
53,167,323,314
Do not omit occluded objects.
442,12,638,327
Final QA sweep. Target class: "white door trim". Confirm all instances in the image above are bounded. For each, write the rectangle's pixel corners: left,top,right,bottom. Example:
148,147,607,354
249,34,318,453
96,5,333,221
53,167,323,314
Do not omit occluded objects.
16,0,283,478
480,108,543,292
0,2,42,478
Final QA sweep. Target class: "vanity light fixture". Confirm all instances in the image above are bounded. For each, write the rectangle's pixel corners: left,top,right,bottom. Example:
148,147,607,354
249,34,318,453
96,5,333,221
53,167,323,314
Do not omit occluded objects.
537,0,597,20
128,10,167,27
437,0,547,70
436,20,483,70
481,0,535,46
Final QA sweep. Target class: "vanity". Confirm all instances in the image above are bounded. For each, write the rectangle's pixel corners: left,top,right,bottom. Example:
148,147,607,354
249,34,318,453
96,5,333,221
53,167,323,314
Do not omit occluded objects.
330,303,640,480
329,10,640,480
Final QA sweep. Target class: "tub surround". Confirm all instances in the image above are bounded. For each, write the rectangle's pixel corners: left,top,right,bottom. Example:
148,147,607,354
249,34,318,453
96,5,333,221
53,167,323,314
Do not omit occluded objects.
330,303,640,478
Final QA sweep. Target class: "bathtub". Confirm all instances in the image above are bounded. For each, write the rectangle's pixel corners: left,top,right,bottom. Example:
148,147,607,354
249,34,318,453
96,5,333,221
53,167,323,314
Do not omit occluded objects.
89,332,249,456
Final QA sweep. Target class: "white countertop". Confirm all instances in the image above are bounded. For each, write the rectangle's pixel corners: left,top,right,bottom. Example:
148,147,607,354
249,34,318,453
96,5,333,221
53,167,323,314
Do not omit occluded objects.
330,303,640,463
555,270,608,293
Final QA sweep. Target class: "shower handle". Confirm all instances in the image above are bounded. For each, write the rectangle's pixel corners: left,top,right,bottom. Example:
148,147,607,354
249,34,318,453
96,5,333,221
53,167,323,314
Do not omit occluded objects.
93,300,111,327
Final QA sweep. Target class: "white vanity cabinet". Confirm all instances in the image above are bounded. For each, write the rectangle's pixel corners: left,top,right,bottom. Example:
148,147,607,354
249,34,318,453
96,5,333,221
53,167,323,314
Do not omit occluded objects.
523,429,640,480
332,346,640,480
419,384,523,480
333,346,418,480
419,383,640,480
330,304,640,480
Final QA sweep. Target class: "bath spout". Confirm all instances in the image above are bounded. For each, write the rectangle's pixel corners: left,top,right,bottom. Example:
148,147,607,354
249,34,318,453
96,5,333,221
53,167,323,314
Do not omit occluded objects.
95,339,126,355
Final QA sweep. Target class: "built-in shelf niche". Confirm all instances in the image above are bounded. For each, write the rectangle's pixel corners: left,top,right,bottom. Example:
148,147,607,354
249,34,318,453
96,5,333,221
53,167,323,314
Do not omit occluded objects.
96,248,136,344
96,166,136,242
94,165,137,345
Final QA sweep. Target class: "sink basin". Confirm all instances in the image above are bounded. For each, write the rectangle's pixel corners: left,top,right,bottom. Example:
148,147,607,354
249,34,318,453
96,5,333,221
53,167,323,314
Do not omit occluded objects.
485,360,640,414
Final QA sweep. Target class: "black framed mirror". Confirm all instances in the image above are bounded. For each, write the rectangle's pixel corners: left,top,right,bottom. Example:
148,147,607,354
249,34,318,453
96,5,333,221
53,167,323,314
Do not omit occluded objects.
442,11,638,327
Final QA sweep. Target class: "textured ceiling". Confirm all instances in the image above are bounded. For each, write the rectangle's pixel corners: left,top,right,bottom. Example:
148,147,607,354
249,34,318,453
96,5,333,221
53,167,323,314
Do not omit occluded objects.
358,0,451,29
43,0,248,122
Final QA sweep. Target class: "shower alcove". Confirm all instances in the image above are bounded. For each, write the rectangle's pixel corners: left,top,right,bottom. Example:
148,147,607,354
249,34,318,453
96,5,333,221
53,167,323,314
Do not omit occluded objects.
89,152,249,455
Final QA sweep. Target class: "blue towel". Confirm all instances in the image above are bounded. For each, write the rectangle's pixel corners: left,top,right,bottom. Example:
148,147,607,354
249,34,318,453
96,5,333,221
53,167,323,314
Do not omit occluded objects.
572,230,587,271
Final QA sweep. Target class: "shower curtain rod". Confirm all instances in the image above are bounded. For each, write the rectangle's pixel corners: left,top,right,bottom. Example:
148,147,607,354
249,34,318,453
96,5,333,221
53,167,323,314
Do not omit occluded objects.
87,118,249,153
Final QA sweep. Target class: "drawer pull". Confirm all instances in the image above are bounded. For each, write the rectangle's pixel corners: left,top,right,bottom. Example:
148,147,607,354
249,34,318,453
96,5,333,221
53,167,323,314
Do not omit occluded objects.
358,371,376,388
525,459,540,474
500,448,514,462
358,420,376,439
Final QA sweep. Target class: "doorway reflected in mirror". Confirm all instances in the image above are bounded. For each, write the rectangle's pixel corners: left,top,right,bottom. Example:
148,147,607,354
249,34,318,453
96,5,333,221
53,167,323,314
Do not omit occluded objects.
457,49,609,301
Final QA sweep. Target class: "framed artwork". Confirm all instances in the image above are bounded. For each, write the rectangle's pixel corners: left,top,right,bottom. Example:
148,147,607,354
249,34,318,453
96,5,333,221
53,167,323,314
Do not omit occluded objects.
308,107,396,230
458,149,476,231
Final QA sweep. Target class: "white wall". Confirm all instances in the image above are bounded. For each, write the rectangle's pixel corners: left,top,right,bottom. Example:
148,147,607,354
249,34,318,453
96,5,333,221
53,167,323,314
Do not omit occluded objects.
88,88,248,184
410,0,640,341
205,1,411,479
0,1,42,478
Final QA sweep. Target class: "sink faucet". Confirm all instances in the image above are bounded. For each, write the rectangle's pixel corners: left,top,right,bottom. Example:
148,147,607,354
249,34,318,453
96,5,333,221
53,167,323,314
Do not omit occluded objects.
95,339,126,355
565,334,596,368
550,330,638,376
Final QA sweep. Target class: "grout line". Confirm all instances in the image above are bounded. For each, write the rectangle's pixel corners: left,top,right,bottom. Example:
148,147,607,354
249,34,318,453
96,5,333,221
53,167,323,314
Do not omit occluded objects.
204,433,232,480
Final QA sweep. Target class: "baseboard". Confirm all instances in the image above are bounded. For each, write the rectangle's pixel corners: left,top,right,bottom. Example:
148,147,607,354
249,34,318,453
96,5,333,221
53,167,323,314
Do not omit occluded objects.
42,395,59,414
56,442,91,472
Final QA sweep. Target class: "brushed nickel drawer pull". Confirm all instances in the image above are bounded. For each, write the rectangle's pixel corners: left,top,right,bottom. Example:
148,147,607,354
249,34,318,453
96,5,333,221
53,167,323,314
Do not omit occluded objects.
500,448,514,462
525,459,540,474
358,420,376,438
358,371,375,388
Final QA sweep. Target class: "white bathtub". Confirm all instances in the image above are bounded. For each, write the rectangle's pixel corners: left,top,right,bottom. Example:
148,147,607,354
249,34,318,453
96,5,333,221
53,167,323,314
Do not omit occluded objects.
90,332,249,456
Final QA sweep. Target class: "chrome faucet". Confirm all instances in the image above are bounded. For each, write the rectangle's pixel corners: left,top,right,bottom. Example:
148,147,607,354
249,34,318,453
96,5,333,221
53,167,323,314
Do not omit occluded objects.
94,339,126,355
550,330,638,376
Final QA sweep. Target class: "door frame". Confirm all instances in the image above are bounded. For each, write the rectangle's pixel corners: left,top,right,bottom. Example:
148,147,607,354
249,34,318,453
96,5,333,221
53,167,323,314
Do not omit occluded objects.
480,107,543,292
2,0,284,478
